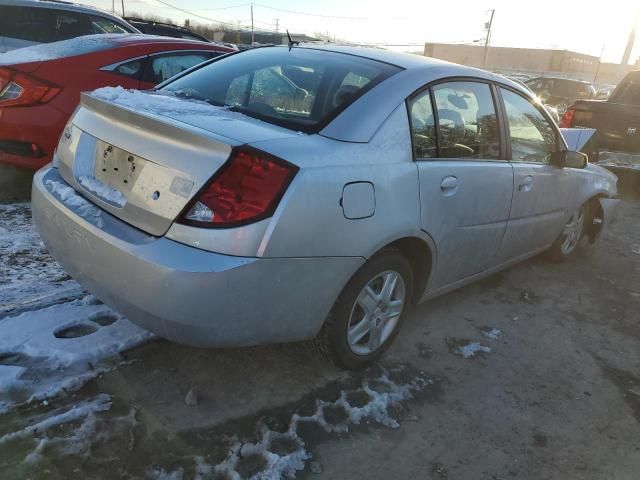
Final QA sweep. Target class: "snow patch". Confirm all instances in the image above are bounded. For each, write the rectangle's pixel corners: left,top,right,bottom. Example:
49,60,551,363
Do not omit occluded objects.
173,369,432,480
0,34,130,65
0,203,79,314
458,342,492,359
0,299,154,413
45,179,105,228
90,86,247,120
78,175,127,208
482,328,502,340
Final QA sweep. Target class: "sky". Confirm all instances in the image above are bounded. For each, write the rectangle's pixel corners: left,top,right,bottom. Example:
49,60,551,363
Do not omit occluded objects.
82,0,640,64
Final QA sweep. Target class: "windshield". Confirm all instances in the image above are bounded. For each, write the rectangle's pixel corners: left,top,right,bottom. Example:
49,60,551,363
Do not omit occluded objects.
161,46,402,132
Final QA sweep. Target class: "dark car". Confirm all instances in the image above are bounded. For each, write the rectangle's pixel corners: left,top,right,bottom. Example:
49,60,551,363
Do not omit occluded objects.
561,70,640,154
525,76,596,114
0,0,138,52
125,18,210,43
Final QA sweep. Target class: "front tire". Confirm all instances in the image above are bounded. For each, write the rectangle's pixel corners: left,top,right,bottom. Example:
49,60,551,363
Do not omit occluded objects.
316,249,413,370
548,204,586,261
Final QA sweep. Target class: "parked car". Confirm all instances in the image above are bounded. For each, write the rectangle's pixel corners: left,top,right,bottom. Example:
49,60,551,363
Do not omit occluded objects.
0,0,138,52
502,75,560,124
33,45,620,370
561,70,640,153
0,34,234,169
525,76,596,114
124,17,211,43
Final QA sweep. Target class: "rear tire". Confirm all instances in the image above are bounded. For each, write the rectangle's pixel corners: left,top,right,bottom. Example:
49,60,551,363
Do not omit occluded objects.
548,203,587,261
316,249,413,370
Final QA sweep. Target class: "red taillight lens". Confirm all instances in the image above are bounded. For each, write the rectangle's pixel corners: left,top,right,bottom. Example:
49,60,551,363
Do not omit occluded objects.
559,106,576,128
0,67,61,108
179,147,298,228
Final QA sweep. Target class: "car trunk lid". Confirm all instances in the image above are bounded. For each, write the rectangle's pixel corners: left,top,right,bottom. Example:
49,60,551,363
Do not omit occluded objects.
57,91,297,236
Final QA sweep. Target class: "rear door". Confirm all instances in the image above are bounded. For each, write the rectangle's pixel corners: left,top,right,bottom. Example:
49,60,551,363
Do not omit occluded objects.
410,81,514,289
496,87,574,262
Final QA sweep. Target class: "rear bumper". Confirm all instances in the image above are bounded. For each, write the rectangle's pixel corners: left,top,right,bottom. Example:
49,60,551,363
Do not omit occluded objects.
0,104,65,169
32,168,363,347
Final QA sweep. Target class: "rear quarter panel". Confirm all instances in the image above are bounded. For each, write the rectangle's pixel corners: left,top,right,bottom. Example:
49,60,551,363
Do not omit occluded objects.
249,104,424,259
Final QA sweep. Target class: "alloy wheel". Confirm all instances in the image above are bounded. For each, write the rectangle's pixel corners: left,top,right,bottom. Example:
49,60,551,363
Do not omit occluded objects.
347,270,406,356
560,205,586,256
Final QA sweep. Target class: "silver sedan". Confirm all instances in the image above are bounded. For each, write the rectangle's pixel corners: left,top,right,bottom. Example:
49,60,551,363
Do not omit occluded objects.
33,45,619,369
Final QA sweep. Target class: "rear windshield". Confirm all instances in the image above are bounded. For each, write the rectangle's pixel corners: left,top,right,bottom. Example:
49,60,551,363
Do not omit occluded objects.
611,74,640,106
161,46,402,132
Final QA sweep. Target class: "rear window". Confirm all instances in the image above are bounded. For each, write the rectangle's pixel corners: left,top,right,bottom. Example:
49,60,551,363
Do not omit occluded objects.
551,80,593,98
161,47,402,132
611,74,640,106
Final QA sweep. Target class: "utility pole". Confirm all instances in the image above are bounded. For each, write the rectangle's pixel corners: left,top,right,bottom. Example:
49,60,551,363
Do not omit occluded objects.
250,4,255,45
593,44,605,84
483,9,495,69
618,10,639,79
121,0,125,17
274,18,279,33
112,0,115,13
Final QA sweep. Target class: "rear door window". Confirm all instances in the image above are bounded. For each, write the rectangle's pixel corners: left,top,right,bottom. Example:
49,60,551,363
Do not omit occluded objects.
145,53,215,84
408,89,437,158
162,47,401,132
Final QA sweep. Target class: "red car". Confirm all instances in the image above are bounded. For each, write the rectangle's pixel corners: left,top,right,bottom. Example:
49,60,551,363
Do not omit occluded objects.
0,34,234,169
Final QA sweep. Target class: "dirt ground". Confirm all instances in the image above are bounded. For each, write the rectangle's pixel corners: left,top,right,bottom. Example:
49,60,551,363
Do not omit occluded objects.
1,176,639,479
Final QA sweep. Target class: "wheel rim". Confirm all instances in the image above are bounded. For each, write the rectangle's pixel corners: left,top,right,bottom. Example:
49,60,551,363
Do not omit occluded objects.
347,270,406,356
560,205,585,255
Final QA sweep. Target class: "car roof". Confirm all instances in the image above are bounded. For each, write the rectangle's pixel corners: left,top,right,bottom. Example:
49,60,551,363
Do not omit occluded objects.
265,44,530,142
1,0,127,20
0,34,232,65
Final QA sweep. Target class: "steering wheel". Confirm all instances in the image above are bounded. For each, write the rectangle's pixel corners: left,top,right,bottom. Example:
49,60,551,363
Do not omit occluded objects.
438,109,466,140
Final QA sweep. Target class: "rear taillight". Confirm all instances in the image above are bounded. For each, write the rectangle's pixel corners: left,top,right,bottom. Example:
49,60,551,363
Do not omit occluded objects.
0,67,61,108
559,105,576,128
179,147,298,228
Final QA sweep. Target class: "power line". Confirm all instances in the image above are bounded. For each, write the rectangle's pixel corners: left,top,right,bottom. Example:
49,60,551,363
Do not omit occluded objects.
253,3,369,20
148,0,276,33
198,3,252,11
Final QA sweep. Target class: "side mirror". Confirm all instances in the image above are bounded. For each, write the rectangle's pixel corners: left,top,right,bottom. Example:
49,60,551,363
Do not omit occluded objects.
550,150,588,169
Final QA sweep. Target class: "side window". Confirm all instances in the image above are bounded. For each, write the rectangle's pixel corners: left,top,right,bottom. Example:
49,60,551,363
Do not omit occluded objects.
500,88,558,164
115,59,145,79
147,53,210,84
408,90,437,158
432,82,500,159
55,13,92,40
90,16,130,34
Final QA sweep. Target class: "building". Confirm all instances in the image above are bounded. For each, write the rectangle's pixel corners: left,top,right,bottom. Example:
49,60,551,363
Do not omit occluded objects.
423,43,638,85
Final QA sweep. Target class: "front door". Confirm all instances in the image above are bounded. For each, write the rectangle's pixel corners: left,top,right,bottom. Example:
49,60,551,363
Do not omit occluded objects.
497,87,575,262
409,81,514,290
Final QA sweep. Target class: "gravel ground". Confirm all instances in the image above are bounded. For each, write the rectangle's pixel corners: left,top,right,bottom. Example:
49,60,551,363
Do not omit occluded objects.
0,178,638,479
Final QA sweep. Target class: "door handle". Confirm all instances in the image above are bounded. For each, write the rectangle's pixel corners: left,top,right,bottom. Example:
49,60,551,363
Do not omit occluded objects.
440,176,458,196
519,176,533,192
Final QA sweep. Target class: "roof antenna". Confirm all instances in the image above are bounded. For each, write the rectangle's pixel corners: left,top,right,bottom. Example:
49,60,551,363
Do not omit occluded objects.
286,30,299,50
